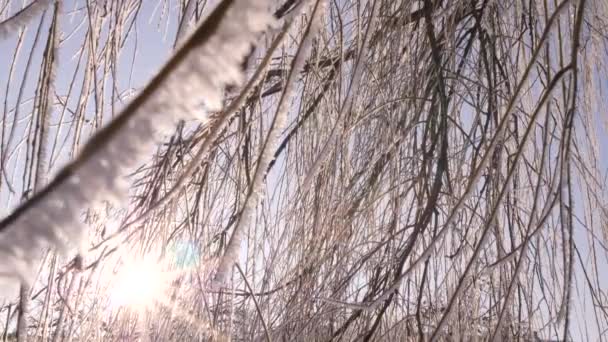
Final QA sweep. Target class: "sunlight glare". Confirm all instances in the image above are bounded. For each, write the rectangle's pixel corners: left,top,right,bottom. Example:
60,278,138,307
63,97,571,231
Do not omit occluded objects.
110,258,168,309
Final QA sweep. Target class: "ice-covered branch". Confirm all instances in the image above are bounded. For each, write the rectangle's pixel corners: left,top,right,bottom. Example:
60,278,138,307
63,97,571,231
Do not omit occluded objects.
0,0,275,285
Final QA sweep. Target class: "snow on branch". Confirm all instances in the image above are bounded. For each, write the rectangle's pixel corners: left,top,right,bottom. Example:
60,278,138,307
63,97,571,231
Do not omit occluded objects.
213,0,324,285
0,0,53,39
0,0,275,285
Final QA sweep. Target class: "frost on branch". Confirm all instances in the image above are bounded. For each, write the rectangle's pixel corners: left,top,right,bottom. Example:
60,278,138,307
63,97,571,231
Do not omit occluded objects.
213,0,324,285
0,0,53,39
0,0,275,286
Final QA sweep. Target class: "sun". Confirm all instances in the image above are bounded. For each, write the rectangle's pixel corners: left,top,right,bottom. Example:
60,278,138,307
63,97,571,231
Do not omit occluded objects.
110,257,170,310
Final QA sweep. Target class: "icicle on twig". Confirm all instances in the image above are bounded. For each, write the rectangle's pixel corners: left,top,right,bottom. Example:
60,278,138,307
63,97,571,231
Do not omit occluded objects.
0,0,275,286
213,0,325,286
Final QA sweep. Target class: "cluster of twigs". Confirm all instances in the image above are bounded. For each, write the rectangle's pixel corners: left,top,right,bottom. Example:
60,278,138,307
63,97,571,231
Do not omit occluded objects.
1,0,608,340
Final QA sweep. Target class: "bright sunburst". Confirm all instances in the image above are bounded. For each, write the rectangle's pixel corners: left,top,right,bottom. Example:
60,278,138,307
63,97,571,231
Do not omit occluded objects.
110,257,169,310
